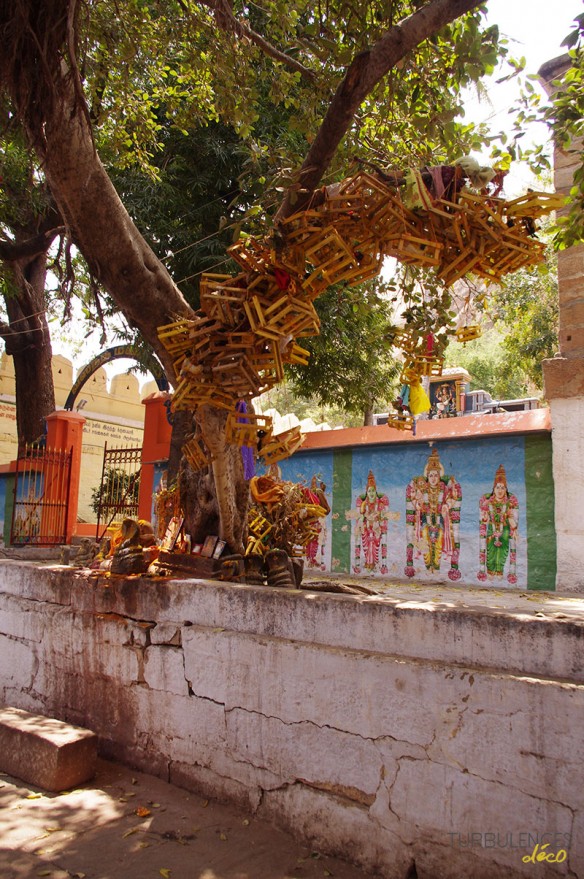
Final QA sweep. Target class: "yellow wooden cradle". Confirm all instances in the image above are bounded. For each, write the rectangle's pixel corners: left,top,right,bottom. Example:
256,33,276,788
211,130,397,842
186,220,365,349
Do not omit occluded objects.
157,168,560,468
259,426,305,466
225,411,274,448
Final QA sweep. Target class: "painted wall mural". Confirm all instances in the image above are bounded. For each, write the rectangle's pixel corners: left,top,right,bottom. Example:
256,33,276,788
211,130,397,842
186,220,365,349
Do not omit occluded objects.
280,452,334,573
478,464,519,584
346,470,398,575
276,433,555,591
404,448,462,581
304,476,330,571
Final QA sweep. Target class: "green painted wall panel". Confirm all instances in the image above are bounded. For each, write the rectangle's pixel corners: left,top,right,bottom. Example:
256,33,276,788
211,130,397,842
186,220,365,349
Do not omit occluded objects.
524,434,556,591
331,450,352,573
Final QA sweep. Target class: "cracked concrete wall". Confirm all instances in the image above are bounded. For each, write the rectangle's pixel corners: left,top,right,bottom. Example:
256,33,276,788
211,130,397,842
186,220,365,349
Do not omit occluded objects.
0,560,582,879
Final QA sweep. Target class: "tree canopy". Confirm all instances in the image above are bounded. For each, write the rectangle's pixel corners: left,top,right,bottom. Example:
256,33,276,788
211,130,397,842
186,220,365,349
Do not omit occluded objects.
0,0,567,549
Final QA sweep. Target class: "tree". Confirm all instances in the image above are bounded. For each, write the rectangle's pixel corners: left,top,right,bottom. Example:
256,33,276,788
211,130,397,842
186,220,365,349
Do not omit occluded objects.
0,0,510,552
90,467,140,518
286,281,401,424
0,133,64,443
545,15,584,248
446,329,532,400
500,11,584,248
491,253,559,392
445,247,559,398
108,121,256,308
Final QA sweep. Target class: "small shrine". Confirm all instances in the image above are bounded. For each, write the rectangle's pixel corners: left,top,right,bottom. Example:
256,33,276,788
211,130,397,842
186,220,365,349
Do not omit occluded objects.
428,368,471,419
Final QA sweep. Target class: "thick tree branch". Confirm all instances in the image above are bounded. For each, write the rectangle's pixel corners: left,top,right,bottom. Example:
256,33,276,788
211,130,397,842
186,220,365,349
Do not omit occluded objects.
198,0,316,81
275,0,484,222
0,227,65,261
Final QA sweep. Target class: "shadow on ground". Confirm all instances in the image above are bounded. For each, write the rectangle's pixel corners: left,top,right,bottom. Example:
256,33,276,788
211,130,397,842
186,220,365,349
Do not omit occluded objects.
0,757,384,879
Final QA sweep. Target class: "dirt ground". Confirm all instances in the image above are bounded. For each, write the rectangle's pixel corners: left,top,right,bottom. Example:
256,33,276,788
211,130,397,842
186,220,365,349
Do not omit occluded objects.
0,757,384,879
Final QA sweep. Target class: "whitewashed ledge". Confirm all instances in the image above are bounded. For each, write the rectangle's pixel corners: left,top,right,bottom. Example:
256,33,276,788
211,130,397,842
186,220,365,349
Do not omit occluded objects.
0,559,582,879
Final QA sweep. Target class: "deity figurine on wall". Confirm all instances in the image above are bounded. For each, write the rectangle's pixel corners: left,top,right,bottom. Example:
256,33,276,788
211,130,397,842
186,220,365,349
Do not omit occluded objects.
405,448,462,580
430,381,458,419
478,464,518,584
303,476,331,570
350,470,391,575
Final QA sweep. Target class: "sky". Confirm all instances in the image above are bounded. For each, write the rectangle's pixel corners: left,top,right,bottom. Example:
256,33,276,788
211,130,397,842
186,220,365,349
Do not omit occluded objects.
462,0,582,192
52,0,583,383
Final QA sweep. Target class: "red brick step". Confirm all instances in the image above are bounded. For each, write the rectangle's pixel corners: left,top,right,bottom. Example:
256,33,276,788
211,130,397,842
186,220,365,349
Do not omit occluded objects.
0,706,97,792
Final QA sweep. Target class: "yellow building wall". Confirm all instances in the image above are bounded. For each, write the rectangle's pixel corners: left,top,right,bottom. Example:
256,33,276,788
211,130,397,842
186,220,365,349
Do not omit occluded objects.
0,353,160,523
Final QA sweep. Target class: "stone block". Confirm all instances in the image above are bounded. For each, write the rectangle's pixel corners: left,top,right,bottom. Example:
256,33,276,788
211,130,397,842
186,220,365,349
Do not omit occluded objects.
0,635,37,696
227,707,382,799
543,356,584,399
183,626,439,744
144,644,190,695
0,706,97,792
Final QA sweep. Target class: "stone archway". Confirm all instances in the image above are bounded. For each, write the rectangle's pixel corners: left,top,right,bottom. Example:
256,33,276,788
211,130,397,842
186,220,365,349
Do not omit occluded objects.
63,345,169,412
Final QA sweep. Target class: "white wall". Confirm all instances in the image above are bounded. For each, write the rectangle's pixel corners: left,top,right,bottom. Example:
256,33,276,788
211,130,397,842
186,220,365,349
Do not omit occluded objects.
548,396,584,591
0,561,581,878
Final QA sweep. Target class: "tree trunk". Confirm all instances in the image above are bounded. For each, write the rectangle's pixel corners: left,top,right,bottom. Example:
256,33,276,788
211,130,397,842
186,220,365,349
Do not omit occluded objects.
196,405,249,554
177,406,249,554
37,73,195,382
16,67,250,551
2,253,55,445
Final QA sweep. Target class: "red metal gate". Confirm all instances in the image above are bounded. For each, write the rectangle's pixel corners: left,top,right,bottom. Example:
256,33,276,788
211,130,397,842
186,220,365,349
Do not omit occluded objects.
10,442,73,546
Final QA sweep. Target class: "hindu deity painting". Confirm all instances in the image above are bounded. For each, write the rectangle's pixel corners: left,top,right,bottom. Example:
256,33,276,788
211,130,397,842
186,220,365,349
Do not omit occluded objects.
303,476,331,570
478,464,518,584
12,481,42,544
347,470,393,575
405,448,462,580
429,380,458,419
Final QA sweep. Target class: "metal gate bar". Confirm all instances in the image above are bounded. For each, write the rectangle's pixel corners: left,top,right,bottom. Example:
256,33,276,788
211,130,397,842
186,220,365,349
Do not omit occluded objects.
10,443,73,546
96,443,142,541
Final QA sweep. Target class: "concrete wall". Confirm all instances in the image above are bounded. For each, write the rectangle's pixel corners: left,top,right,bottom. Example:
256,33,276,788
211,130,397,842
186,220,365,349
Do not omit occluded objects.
0,560,581,879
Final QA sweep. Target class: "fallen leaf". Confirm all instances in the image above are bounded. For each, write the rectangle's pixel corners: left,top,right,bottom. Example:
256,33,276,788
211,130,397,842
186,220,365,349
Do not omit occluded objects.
135,806,151,817
74,873,86,878
131,777,138,785
219,833,228,841
37,872,53,877
324,870,333,876
202,800,209,808
123,827,139,838
43,826,61,834
160,870,172,878
151,802,161,808
138,842,151,849
26,793,43,799
242,818,250,826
